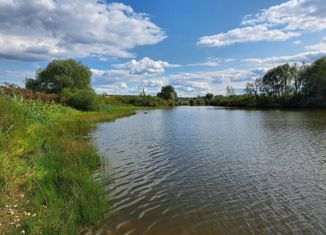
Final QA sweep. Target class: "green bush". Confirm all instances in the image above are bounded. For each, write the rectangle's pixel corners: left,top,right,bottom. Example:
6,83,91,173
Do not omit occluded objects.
106,95,174,107
60,88,98,111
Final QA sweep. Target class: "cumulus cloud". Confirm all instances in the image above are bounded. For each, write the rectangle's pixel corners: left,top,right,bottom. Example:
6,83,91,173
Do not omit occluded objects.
129,57,180,74
113,57,179,75
198,0,326,47
169,79,212,95
0,0,166,61
242,0,326,32
143,79,165,87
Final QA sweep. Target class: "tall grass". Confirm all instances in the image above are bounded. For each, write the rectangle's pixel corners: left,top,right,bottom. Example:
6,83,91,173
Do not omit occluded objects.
0,92,134,234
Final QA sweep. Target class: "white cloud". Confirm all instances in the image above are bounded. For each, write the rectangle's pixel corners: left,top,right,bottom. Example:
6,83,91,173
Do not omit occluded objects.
172,81,212,94
130,57,180,74
0,0,166,61
198,0,326,47
198,25,299,47
167,68,262,83
188,57,235,67
113,57,179,75
120,82,128,89
90,66,264,97
305,37,326,51
91,68,142,87
143,79,165,87
242,0,326,32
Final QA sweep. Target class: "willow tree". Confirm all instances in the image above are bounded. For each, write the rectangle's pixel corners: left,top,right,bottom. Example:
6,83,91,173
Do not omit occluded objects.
26,59,92,94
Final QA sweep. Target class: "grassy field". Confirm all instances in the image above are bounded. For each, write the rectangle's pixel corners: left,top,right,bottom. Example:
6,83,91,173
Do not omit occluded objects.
0,93,138,234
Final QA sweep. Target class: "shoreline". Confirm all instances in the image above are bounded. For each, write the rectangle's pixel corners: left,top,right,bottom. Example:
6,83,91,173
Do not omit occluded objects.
0,94,144,235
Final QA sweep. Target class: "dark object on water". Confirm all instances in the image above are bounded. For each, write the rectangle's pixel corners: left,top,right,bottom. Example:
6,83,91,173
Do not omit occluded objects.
144,112,148,114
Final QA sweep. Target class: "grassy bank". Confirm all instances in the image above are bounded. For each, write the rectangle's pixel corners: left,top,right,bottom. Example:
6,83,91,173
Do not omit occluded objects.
0,93,136,234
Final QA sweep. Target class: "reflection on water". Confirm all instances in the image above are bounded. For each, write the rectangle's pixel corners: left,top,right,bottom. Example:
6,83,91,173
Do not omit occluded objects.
91,107,326,235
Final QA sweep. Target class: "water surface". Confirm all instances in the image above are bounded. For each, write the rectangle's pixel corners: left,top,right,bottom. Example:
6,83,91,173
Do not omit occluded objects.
91,107,326,235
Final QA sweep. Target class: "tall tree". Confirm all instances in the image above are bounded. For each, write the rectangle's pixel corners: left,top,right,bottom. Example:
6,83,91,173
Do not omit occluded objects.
157,85,178,100
26,59,92,93
303,57,326,97
262,63,297,96
226,86,235,96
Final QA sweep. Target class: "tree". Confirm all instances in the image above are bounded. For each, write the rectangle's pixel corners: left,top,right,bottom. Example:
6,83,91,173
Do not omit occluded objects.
226,86,235,96
261,63,298,97
140,87,147,96
157,85,178,100
204,93,214,105
303,57,326,97
244,82,256,95
245,78,262,98
25,59,92,93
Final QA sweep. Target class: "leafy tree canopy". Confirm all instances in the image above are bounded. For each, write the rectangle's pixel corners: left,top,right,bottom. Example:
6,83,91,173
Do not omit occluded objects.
26,59,92,94
304,57,326,97
157,85,178,100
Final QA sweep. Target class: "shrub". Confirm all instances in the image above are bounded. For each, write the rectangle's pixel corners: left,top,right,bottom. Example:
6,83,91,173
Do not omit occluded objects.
1,83,58,103
106,95,174,107
60,88,98,111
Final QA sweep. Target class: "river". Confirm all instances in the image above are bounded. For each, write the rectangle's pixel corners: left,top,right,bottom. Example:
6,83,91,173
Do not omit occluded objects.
91,106,326,235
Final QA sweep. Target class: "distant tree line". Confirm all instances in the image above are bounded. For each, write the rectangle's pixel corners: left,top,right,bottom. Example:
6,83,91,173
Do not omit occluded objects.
190,57,326,108
15,57,326,110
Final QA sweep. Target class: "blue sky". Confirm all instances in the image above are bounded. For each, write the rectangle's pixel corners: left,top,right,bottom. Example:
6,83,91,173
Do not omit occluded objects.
1,0,326,96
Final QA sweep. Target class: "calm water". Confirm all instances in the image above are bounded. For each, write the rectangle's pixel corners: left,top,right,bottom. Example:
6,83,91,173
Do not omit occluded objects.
91,107,326,235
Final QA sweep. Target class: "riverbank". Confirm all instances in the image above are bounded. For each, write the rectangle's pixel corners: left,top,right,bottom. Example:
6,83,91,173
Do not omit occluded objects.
0,94,140,234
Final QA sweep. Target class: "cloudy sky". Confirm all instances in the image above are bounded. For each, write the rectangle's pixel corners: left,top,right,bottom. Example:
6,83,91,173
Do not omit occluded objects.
1,0,326,96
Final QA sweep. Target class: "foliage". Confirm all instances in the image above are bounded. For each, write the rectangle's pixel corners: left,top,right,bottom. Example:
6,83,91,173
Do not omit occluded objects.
60,88,99,111
303,57,326,98
26,59,92,94
0,92,140,234
105,95,176,107
1,83,58,103
190,97,206,106
213,57,326,108
157,85,178,100
191,56,326,108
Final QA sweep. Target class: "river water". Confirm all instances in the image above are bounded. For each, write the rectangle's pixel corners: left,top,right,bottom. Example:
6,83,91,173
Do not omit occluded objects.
91,106,326,235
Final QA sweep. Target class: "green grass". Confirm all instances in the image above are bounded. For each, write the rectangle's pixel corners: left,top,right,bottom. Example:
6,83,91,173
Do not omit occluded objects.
0,93,137,234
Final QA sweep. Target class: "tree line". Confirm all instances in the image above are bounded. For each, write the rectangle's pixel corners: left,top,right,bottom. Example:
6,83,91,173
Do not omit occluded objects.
10,57,326,109
190,57,326,108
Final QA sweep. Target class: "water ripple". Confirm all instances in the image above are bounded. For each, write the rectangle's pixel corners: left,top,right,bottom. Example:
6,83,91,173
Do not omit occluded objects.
90,107,326,235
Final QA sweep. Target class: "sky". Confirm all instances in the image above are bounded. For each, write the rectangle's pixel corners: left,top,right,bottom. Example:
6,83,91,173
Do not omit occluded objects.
1,0,326,97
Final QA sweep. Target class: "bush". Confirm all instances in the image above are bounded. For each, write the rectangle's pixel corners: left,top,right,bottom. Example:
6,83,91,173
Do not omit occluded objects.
304,97,326,108
1,83,58,103
105,95,174,107
60,88,98,111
